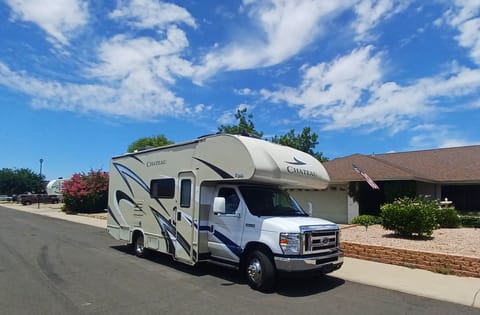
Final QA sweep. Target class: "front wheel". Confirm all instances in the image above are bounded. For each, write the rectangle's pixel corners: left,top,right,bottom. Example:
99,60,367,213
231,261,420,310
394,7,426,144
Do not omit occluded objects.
245,250,276,292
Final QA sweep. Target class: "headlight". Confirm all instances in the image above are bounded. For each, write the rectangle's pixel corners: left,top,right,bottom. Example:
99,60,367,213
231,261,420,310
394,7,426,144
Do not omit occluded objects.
279,233,301,255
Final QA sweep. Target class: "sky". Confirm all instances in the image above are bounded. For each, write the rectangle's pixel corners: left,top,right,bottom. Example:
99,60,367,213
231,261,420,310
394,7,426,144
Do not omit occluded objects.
1,0,480,180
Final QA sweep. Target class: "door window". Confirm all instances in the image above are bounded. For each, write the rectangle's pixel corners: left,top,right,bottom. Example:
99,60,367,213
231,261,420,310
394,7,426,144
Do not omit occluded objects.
218,188,240,214
180,179,192,208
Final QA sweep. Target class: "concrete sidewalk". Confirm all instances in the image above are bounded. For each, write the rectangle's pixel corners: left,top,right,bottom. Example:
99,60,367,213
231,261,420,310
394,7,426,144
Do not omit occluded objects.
1,202,479,308
1,202,107,229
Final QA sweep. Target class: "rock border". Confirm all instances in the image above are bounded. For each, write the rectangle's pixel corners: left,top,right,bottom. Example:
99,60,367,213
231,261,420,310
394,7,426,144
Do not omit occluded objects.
342,242,480,278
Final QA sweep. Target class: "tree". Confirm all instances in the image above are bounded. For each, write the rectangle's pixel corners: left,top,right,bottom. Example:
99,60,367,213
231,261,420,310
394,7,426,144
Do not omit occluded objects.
0,168,45,195
272,127,328,162
128,134,174,153
218,108,263,137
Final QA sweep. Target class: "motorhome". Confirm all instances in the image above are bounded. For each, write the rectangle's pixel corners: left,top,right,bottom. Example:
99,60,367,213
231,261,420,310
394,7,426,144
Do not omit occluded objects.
107,134,343,291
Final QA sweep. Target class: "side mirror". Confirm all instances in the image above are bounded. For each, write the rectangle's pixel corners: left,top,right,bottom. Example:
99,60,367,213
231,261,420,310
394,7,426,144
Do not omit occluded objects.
213,197,226,215
306,202,313,216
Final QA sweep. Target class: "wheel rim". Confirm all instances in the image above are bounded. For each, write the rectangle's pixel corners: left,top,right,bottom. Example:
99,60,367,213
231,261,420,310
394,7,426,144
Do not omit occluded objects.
135,236,144,255
247,257,262,284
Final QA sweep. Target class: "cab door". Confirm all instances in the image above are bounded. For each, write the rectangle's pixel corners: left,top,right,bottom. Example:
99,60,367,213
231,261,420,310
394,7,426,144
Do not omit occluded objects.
208,186,245,263
174,172,196,264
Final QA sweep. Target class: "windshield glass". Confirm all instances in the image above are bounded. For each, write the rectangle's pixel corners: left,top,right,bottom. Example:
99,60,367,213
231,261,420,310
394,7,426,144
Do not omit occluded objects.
239,186,307,217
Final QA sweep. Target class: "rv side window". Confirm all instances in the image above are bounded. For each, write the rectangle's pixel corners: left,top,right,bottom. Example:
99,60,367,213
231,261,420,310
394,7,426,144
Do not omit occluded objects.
180,179,192,208
218,188,240,214
150,178,175,198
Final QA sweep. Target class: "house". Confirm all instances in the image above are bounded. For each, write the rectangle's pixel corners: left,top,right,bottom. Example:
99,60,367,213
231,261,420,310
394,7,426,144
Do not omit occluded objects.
290,145,480,224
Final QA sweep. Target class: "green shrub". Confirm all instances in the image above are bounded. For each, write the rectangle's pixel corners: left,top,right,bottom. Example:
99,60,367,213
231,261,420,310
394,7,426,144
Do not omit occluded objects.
351,215,382,229
460,215,480,228
380,197,437,237
435,207,460,228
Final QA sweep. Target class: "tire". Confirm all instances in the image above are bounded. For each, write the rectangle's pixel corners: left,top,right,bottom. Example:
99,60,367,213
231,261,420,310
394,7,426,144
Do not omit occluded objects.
133,233,148,258
245,250,276,292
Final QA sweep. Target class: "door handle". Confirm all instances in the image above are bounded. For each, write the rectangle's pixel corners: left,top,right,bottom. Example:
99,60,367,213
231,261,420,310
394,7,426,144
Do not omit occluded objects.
177,210,181,221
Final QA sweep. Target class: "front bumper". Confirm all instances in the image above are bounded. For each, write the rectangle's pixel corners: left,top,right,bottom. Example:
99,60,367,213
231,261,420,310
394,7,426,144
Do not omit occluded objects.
274,250,344,273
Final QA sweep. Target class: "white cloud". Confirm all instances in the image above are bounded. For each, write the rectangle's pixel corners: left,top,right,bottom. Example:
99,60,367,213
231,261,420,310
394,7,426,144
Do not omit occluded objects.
90,26,192,81
438,1,480,64
194,0,354,81
81,24,195,119
217,111,235,125
409,124,479,149
0,1,201,121
0,61,189,120
353,0,411,41
109,0,196,30
262,46,480,133
234,88,255,96
194,0,412,81
216,103,254,125
6,0,89,46
262,46,383,113
192,104,212,114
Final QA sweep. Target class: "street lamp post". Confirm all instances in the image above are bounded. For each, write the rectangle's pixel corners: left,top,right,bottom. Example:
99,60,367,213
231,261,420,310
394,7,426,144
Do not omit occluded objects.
38,158,44,209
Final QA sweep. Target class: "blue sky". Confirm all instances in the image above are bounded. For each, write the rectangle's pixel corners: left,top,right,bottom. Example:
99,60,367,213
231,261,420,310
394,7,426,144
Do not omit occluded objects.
1,0,480,180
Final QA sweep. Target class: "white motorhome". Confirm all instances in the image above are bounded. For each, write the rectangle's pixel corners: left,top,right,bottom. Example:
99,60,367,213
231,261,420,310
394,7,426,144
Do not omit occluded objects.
107,134,343,291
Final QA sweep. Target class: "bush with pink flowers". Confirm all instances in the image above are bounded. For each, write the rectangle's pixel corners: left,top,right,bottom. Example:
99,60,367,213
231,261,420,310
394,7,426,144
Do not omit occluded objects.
62,170,109,213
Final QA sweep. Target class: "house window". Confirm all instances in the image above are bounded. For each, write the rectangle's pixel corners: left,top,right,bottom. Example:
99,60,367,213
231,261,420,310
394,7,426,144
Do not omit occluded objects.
150,178,175,198
180,179,192,208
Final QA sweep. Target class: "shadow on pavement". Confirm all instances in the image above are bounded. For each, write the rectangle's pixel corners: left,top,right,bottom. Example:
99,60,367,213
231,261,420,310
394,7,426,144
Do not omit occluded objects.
111,244,345,296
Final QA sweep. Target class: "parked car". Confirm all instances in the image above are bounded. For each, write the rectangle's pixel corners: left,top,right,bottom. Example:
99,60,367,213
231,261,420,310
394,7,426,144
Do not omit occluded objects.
17,194,60,205
0,195,13,202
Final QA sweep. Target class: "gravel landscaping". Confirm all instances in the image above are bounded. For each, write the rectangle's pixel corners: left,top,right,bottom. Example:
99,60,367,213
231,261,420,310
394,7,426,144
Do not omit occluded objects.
341,225,480,259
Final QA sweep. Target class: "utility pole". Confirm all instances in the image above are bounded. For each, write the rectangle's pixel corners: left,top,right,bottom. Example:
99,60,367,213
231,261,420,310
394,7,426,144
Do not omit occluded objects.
38,158,44,209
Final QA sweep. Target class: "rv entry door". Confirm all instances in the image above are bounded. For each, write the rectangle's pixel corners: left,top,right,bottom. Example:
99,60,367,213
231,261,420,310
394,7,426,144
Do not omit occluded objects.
174,172,196,264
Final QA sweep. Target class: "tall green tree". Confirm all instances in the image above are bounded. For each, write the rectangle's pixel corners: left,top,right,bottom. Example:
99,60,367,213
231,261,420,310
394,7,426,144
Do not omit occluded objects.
0,168,45,195
128,134,174,153
272,127,328,162
218,108,263,137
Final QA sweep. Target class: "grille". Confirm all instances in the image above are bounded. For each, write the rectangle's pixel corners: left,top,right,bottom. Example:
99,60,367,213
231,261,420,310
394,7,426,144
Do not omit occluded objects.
303,230,339,254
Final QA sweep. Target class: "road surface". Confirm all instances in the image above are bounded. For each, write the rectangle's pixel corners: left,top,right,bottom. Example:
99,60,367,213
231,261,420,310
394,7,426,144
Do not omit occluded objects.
0,206,477,315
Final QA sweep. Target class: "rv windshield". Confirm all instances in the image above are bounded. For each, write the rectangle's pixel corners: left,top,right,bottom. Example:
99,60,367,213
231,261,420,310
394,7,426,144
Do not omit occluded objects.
239,186,307,217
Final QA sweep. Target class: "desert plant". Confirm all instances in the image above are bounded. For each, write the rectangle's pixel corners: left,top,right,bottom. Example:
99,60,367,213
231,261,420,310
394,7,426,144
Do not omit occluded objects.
62,170,109,213
351,215,382,230
435,206,460,228
380,197,437,237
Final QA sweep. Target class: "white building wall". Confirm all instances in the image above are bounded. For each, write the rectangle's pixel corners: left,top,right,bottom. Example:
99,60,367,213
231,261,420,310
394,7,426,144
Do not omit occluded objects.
347,195,359,224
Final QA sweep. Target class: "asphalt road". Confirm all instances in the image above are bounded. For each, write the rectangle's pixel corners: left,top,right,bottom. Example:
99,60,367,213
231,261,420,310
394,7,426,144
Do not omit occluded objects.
0,206,477,315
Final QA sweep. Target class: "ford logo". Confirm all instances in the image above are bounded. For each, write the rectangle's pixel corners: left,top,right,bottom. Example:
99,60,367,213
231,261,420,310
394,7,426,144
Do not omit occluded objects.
321,237,330,244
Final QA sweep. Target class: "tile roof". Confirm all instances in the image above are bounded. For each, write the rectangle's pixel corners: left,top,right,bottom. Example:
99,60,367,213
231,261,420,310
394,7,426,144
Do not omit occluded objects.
324,145,480,184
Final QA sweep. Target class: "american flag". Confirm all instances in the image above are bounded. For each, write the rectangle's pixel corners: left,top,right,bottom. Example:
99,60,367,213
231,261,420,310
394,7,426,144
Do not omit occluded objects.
352,164,380,190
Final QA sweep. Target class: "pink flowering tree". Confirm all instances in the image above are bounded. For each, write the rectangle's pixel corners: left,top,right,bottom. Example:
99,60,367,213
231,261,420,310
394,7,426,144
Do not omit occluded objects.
62,170,109,213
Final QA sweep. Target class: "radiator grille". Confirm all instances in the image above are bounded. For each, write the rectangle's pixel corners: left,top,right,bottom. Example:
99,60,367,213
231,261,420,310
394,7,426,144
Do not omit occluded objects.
303,230,339,254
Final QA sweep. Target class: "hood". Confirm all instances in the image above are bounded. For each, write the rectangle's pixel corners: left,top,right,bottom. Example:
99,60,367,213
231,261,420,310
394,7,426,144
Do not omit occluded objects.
260,216,338,233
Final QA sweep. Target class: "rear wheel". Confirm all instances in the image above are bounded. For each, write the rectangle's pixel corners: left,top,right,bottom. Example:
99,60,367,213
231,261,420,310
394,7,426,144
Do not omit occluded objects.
245,250,276,292
133,233,148,258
